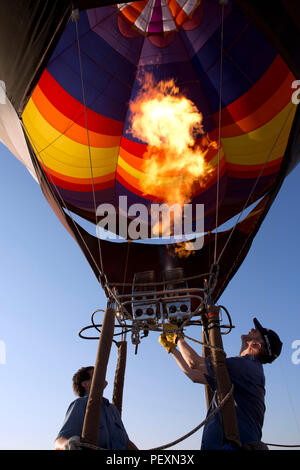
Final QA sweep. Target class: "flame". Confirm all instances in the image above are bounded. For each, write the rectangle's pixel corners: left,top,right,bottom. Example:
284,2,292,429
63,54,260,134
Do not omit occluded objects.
128,74,215,251
173,242,195,259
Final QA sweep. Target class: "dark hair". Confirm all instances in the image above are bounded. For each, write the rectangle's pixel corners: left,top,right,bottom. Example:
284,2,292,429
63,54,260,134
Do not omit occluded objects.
72,366,94,397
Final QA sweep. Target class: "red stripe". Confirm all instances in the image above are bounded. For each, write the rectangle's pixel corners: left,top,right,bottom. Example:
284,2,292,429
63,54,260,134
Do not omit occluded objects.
116,157,225,200
216,55,293,127
120,134,219,171
40,165,115,192
116,170,159,201
37,70,124,136
226,158,282,179
120,137,148,159
48,173,115,192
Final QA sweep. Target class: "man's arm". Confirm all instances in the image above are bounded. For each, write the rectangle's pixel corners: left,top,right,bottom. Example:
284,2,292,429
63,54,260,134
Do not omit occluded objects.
54,399,84,450
177,337,208,372
171,346,208,384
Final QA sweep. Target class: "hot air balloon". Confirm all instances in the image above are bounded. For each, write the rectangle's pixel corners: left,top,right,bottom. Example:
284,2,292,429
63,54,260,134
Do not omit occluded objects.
0,0,299,450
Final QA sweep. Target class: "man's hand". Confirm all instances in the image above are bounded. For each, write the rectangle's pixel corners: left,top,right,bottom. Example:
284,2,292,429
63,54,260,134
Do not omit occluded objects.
159,324,183,353
158,333,176,353
165,323,178,345
64,436,82,450
55,436,81,450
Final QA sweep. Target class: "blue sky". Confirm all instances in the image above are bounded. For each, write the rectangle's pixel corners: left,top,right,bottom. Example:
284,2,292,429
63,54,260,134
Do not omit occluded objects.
0,142,300,450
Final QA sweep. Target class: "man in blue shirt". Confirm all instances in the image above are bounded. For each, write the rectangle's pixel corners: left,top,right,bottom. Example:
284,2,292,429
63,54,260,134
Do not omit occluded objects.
160,318,282,450
55,366,138,450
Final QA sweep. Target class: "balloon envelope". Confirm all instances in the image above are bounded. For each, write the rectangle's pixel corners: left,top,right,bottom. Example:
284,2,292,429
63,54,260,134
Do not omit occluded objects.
0,0,299,299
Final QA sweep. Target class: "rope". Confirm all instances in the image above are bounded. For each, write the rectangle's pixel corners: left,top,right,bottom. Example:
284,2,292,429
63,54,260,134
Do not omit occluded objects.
213,1,225,265
264,443,300,448
122,242,131,295
183,334,225,353
148,385,234,450
216,102,296,267
279,362,300,436
75,18,104,274
21,121,103,278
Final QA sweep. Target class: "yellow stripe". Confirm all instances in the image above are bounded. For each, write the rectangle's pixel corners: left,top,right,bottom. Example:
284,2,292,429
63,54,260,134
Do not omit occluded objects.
222,102,296,165
209,149,225,168
22,99,119,179
22,97,296,181
117,148,225,179
117,155,142,179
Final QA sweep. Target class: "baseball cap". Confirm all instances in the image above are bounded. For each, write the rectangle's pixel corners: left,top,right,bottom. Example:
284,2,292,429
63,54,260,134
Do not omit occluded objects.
253,318,283,363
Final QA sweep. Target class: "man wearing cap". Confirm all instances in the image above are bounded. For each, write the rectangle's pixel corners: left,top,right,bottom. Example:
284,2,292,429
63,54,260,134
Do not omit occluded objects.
159,318,282,450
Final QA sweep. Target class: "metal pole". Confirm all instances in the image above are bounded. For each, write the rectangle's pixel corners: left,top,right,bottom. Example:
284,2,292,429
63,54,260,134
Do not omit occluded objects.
112,341,127,416
81,301,115,446
202,329,214,410
206,306,241,448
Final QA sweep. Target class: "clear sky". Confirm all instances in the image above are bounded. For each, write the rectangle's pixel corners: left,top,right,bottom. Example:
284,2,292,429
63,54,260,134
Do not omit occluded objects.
0,141,300,451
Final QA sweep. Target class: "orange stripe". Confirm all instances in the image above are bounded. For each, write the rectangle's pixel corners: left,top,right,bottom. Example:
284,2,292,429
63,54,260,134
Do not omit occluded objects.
116,163,225,201
117,155,226,198
31,85,122,148
167,0,182,19
117,164,152,199
121,2,146,24
175,9,189,27
119,135,220,174
120,136,148,159
128,0,148,14
119,146,147,171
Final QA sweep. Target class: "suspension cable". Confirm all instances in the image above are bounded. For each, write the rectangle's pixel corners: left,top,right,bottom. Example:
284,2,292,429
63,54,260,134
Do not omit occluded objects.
122,241,131,295
264,442,300,448
148,385,234,450
74,17,104,274
216,102,296,268
21,121,103,279
213,1,225,265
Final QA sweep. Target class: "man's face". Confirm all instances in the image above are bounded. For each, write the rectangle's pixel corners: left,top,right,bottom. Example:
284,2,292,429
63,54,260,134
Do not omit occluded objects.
82,369,108,394
81,369,94,394
240,328,264,355
242,328,263,342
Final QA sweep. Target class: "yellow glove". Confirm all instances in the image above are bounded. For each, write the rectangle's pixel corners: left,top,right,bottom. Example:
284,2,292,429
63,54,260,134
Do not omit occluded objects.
166,323,185,345
164,323,178,347
158,334,176,353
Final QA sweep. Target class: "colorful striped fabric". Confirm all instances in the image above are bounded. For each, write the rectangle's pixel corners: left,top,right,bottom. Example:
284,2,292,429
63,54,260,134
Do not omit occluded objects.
118,0,201,35
21,0,297,234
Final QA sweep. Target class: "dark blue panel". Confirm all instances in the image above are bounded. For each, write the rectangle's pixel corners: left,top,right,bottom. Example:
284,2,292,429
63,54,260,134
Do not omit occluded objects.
219,5,250,51
47,12,137,122
223,25,276,84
